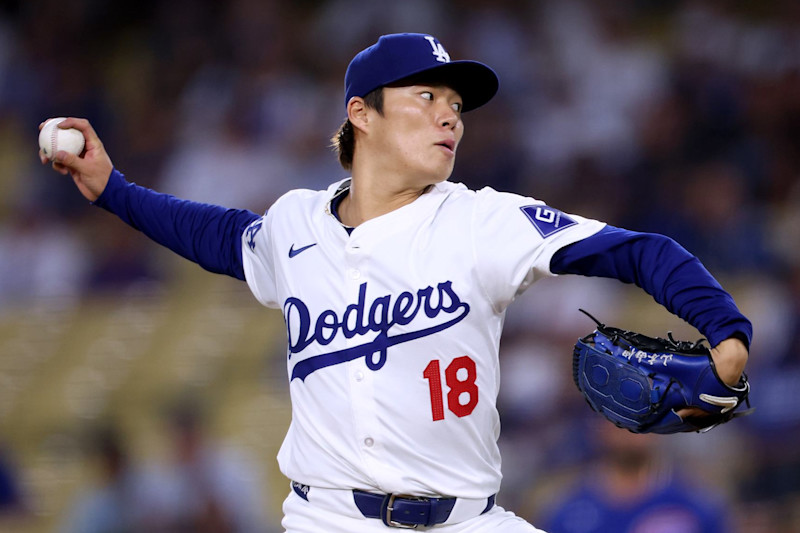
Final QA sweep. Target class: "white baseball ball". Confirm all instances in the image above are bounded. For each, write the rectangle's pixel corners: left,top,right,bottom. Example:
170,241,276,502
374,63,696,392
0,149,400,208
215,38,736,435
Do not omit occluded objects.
39,118,85,159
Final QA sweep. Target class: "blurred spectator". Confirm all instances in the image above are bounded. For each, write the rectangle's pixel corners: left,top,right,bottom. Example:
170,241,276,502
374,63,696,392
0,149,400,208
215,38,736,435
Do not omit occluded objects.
0,205,89,309
537,422,731,533
58,424,171,533
734,267,800,533
156,398,274,533
522,0,668,174
159,87,296,212
638,158,776,276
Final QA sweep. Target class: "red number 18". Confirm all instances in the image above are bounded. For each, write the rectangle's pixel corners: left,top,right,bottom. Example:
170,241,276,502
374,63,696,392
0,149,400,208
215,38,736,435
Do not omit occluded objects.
422,356,479,421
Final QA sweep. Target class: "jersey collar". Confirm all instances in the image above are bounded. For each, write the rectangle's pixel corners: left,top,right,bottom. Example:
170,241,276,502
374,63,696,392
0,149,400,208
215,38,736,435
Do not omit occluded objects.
326,178,354,233
325,177,443,234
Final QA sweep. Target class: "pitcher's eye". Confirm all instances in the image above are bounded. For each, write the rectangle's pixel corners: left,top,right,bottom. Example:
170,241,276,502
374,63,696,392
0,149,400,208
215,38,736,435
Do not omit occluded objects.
421,91,433,101
452,102,462,113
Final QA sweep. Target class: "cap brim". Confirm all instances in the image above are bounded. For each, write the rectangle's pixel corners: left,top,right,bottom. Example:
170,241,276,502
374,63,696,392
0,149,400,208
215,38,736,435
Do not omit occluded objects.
392,60,499,112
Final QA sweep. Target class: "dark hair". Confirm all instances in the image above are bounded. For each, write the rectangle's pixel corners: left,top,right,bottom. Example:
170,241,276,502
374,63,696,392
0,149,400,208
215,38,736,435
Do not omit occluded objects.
331,88,384,171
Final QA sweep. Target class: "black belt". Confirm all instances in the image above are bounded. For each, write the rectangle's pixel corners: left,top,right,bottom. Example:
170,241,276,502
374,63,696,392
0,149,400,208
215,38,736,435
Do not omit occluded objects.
355,490,496,529
292,481,495,529
354,490,456,528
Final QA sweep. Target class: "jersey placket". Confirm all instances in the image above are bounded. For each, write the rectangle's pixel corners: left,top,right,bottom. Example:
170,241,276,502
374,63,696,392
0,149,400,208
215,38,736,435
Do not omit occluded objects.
342,235,386,484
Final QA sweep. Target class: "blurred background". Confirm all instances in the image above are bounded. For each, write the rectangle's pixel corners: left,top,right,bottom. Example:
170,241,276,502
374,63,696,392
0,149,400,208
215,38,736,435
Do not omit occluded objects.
1,0,799,531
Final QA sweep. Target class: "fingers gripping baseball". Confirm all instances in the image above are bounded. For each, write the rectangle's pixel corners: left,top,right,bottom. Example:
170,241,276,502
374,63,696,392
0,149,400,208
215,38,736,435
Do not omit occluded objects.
39,117,114,202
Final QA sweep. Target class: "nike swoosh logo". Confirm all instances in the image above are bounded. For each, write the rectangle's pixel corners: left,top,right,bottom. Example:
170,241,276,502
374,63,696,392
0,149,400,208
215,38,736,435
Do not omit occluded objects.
289,243,317,258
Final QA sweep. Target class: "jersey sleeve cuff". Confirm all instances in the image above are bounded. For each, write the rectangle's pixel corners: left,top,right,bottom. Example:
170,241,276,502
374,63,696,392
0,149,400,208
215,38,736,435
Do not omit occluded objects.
706,321,753,351
91,168,126,211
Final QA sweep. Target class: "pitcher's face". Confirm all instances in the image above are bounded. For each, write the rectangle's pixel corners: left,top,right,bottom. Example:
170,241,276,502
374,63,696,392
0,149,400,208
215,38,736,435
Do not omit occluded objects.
368,84,464,186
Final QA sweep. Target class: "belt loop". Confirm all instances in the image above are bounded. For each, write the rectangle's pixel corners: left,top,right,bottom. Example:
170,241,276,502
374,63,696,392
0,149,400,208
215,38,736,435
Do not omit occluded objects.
426,497,439,527
482,494,496,514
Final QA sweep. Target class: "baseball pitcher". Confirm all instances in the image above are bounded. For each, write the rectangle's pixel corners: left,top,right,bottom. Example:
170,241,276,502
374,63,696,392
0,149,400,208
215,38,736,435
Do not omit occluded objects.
41,33,751,532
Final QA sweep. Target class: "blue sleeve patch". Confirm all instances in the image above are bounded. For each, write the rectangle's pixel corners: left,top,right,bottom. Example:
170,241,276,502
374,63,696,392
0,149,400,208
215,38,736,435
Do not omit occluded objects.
520,205,577,238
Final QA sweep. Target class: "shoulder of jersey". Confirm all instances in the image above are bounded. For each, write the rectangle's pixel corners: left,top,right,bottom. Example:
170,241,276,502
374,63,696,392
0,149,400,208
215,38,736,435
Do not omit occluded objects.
433,182,543,217
432,180,479,202
473,185,532,201
470,185,545,211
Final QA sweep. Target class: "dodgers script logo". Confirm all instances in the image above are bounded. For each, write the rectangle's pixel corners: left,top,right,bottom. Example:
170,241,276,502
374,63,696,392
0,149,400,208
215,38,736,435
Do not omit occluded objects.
284,281,470,381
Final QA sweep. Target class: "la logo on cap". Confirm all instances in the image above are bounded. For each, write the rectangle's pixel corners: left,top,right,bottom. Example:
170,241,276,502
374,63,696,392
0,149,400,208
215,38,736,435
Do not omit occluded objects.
424,36,451,63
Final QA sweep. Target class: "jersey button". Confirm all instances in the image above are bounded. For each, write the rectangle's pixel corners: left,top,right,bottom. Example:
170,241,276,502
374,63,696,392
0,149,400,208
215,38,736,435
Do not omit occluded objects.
364,437,374,447
349,269,361,280
354,371,364,382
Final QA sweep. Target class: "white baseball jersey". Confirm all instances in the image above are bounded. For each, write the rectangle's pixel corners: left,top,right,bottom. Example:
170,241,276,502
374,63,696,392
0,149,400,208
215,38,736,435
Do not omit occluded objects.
241,178,604,499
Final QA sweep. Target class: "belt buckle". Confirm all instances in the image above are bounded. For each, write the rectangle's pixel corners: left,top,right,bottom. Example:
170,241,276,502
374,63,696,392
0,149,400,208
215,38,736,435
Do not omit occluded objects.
384,494,424,529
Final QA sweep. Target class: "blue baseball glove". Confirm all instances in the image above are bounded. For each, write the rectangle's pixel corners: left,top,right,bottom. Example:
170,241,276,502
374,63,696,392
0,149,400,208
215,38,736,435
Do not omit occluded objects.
572,310,751,434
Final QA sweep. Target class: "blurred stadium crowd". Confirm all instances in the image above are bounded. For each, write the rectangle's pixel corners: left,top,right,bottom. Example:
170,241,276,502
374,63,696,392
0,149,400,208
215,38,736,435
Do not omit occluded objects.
1,0,799,532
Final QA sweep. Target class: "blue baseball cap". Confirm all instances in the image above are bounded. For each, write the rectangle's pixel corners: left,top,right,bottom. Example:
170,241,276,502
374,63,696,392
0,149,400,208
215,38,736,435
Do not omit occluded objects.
344,33,499,113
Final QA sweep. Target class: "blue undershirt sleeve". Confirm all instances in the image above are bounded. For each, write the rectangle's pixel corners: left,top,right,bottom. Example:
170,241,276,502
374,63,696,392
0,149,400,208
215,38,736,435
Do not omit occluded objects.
550,225,752,348
92,169,261,281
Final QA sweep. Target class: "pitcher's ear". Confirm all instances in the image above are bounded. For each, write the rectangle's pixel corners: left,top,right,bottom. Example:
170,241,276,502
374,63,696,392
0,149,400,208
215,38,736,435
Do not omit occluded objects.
347,97,369,131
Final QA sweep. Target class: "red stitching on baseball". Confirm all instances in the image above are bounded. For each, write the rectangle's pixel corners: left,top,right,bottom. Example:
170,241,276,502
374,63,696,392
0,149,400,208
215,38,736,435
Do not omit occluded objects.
49,121,58,156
